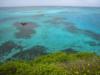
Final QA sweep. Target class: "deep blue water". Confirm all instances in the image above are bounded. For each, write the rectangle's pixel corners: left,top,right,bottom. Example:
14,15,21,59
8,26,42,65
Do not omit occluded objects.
0,7,100,61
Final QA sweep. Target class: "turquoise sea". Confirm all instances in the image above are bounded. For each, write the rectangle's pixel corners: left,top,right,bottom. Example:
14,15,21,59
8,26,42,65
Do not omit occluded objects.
0,7,100,61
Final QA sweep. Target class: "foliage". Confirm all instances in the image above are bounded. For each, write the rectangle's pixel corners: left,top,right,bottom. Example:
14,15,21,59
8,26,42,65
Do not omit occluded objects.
32,63,67,75
0,61,34,75
0,51,100,75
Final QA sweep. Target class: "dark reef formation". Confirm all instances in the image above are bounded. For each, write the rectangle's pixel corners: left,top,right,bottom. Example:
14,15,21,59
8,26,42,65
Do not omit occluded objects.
86,41,100,46
63,22,100,41
46,17,100,41
63,48,78,53
11,45,47,60
64,22,80,33
14,22,38,29
45,16,66,25
0,41,23,60
82,30,100,41
14,22,38,39
0,41,48,61
15,29,36,39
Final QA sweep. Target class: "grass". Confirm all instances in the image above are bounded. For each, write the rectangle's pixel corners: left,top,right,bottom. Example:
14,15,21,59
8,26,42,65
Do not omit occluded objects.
0,51,100,75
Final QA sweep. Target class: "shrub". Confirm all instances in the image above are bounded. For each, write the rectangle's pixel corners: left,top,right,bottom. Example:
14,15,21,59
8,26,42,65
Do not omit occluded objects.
76,52,96,59
33,52,78,64
0,52,100,75
62,59,100,75
0,61,34,75
32,63,67,75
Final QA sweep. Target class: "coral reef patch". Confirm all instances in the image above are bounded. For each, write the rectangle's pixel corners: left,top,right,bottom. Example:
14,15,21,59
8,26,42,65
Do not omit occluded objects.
10,45,47,60
0,41,23,60
14,22,38,39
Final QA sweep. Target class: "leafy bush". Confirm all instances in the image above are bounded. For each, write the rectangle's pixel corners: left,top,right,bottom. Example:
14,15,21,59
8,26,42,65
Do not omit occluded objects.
33,52,78,64
0,52,100,75
0,61,34,75
76,52,97,59
32,63,67,75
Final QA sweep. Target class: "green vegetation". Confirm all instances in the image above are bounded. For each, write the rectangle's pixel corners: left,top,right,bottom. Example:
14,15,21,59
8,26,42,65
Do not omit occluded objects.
0,51,100,75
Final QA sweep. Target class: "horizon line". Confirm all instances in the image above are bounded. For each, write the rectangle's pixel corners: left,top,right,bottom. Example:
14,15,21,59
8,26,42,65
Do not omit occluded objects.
0,6,100,8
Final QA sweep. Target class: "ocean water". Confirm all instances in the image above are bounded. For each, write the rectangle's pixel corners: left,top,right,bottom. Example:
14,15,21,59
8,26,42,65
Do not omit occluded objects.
0,7,100,61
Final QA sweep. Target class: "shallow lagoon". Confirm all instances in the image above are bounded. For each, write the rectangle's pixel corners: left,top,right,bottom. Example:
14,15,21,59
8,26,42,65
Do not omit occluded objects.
0,7,100,61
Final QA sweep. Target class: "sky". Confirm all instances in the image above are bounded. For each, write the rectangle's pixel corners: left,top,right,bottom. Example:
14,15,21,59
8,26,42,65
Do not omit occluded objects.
0,0,100,7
